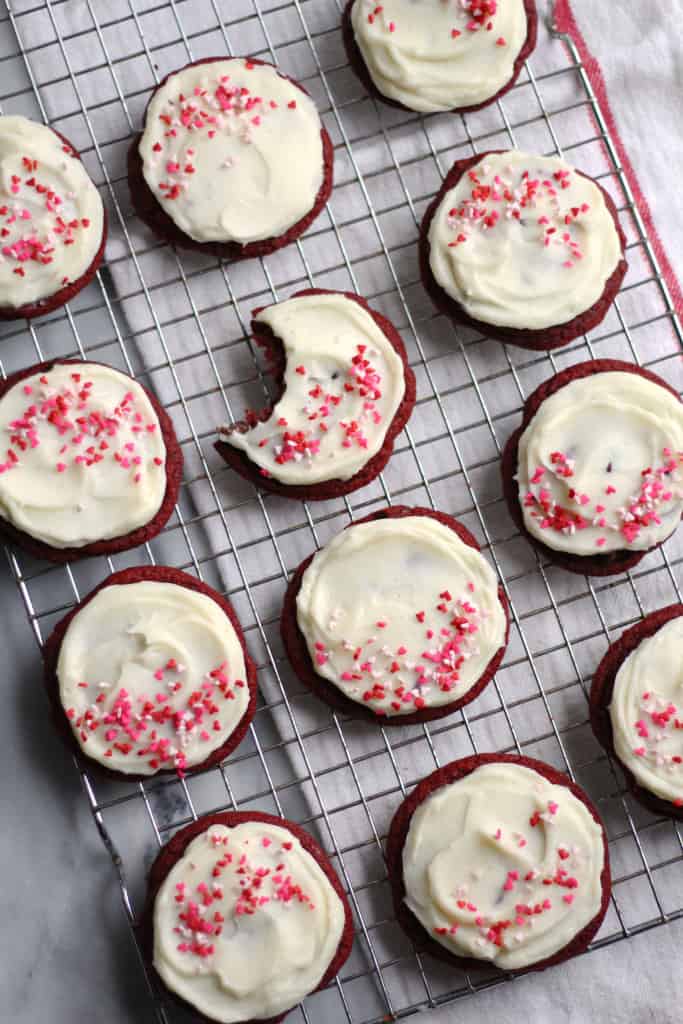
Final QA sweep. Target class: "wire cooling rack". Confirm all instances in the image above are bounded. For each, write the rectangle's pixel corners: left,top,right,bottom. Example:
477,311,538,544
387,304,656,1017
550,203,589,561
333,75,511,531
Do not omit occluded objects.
1,1,682,1021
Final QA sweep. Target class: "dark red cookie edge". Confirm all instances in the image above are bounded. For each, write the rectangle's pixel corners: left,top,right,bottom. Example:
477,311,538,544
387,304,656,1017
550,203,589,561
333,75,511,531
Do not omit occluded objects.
342,0,538,117
42,564,258,784
280,505,509,725
0,358,183,563
214,288,417,500
418,150,628,351
0,126,108,322
386,752,611,975
136,810,355,1024
589,603,683,820
127,57,334,261
501,358,682,577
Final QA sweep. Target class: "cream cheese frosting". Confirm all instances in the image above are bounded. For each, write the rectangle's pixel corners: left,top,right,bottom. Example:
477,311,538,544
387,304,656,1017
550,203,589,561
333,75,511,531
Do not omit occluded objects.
350,0,529,113
138,58,325,245
58,580,250,776
0,362,167,549
609,615,683,805
0,115,104,309
402,762,605,969
218,293,406,485
516,371,683,556
153,820,346,1021
428,150,623,330
296,515,506,716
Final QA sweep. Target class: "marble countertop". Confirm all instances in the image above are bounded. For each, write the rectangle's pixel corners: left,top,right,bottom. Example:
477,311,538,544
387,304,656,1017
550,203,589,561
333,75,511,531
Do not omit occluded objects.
2,559,679,1024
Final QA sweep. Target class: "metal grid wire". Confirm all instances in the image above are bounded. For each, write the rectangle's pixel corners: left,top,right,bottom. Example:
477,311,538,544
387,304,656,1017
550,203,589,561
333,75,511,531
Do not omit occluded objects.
1,1,682,1021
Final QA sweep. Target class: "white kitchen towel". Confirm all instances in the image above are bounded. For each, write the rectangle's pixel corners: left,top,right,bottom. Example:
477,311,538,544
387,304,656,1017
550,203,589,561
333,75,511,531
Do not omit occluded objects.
555,0,683,314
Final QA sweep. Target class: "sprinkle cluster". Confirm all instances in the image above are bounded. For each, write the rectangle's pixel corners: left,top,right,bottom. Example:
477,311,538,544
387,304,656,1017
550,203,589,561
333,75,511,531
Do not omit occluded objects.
147,65,300,206
313,581,485,714
432,800,586,953
2,371,163,483
445,162,590,269
66,658,245,776
523,448,683,549
364,0,508,48
0,148,94,285
171,829,315,962
254,344,386,478
630,689,683,807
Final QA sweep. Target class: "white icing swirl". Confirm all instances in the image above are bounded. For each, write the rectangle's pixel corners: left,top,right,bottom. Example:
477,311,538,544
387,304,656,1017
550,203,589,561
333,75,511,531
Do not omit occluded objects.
138,59,325,245
153,821,346,1022
351,0,529,113
609,615,683,805
402,762,605,969
218,293,406,485
296,515,506,716
57,581,250,776
516,371,683,556
428,150,623,330
0,116,104,309
0,362,167,549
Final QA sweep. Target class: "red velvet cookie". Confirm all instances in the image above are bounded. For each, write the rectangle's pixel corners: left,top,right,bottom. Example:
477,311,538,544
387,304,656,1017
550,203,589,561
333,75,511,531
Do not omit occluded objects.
42,565,257,783
419,150,627,351
215,288,416,500
387,753,611,975
281,505,509,725
502,359,682,577
0,358,182,563
128,57,334,261
138,810,354,1024
590,604,683,820
0,117,107,321
342,0,538,117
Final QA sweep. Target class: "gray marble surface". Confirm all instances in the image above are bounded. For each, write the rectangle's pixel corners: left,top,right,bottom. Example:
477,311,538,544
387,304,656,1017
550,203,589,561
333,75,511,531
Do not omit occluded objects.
1,558,678,1024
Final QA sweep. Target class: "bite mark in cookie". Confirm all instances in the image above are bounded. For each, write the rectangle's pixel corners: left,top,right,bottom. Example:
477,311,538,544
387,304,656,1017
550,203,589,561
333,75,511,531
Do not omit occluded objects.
215,289,416,500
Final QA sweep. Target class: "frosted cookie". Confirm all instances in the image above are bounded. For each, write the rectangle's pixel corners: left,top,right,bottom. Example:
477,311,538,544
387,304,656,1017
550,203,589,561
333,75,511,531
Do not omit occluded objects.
43,566,257,780
387,755,610,973
281,506,508,724
0,359,181,562
590,604,683,818
420,150,627,350
215,289,416,500
0,116,106,320
129,57,333,260
141,811,353,1024
343,0,537,114
502,359,683,576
